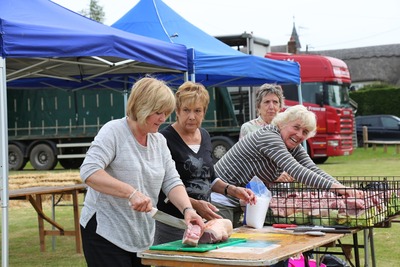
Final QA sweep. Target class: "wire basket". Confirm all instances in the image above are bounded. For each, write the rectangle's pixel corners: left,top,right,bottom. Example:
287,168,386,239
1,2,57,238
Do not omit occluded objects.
336,176,400,220
265,176,400,228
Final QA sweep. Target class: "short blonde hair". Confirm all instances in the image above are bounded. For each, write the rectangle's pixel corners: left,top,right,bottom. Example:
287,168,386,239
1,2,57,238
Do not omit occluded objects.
126,77,175,126
256,83,285,109
271,105,317,138
175,81,210,113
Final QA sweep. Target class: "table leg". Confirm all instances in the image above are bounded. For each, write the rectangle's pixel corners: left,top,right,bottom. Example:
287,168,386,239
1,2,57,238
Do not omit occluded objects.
52,194,56,251
35,195,46,252
363,229,370,267
369,228,376,267
72,190,82,253
352,233,360,267
315,247,320,267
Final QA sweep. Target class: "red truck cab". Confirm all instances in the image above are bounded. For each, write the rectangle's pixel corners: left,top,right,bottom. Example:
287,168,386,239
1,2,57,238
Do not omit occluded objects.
266,53,354,163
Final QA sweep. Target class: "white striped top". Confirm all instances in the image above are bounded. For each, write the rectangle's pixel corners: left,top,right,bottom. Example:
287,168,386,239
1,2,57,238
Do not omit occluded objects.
215,125,339,192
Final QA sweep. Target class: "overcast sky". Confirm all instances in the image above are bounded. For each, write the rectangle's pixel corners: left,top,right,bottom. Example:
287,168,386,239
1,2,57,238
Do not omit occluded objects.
53,0,400,51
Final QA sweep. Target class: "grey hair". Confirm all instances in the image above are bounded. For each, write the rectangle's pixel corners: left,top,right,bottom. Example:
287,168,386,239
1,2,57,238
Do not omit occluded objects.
255,84,285,109
271,105,317,138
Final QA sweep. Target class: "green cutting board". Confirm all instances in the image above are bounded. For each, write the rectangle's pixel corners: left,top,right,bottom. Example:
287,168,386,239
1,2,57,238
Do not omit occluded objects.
149,238,246,252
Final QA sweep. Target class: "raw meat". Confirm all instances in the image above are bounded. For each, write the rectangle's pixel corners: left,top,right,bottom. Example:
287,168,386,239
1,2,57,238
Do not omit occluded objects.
182,224,202,246
182,219,234,246
199,219,233,244
267,189,393,227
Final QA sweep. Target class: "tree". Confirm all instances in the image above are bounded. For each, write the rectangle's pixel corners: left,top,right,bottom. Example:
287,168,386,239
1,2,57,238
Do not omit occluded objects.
80,0,105,23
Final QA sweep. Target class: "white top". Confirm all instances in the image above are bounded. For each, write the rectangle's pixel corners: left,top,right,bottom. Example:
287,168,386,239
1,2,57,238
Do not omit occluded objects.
80,118,183,252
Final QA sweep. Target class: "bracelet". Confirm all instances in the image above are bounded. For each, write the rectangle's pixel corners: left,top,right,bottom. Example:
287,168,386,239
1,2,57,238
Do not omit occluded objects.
224,184,231,196
128,189,137,201
182,207,195,216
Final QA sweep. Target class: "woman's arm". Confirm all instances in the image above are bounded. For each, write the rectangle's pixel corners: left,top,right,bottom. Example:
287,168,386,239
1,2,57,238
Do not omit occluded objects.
85,169,133,198
258,133,335,190
330,183,364,198
190,198,222,220
281,146,362,196
168,185,205,228
211,179,256,205
85,169,152,212
294,146,339,183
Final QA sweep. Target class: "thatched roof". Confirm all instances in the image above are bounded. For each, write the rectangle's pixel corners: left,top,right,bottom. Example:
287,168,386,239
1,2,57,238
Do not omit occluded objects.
313,44,400,86
269,43,400,86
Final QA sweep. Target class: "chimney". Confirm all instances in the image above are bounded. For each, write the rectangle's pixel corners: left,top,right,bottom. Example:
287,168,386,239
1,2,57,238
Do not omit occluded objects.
288,21,301,54
288,37,297,54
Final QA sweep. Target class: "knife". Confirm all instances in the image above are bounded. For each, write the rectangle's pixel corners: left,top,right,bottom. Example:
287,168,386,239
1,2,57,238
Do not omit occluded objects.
272,224,298,228
291,226,352,234
148,207,187,229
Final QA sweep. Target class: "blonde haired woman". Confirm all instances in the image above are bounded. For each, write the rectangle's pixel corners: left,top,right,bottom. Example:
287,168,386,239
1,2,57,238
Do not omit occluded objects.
80,77,204,267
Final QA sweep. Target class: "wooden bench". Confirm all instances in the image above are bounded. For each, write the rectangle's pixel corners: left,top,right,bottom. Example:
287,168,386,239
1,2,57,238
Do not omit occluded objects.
362,126,400,154
9,184,87,253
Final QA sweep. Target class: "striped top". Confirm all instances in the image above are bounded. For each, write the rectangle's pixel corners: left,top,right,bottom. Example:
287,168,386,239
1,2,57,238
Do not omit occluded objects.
215,124,339,192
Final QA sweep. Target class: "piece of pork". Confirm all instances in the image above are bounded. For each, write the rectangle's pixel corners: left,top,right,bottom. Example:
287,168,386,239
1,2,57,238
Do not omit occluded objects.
199,219,233,244
182,219,234,246
182,224,203,246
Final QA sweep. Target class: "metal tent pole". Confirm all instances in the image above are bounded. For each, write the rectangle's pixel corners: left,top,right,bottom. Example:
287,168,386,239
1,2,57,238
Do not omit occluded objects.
1,57,10,267
297,83,308,153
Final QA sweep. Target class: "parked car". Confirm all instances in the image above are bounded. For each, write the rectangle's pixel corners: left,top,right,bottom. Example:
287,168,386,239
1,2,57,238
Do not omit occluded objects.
356,115,400,146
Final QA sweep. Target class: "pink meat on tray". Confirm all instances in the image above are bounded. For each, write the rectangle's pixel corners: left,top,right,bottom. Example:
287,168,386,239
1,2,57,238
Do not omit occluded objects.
199,219,233,244
182,224,203,246
182,219,233,246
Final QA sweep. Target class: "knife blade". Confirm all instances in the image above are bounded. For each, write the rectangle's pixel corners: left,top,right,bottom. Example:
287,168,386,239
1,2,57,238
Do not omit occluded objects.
288,226,335,231
148,207,187,229
291,226,351,233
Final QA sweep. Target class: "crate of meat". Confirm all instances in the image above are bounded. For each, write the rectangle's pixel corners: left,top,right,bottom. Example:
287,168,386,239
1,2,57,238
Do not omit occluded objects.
265,176,400,228
337,176,400,218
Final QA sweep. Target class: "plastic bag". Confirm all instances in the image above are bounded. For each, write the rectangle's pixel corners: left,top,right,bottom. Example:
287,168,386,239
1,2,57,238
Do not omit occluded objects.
288,254,327,267
321,255,349,267
244,176,272,229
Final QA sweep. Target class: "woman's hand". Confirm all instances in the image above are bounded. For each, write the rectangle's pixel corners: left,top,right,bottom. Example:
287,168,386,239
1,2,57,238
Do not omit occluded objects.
229,185,257,205
275,172,295,183
210,179,255,204
339,188,364,198
129,190,152,212
192,200,222,221
183,208,205,231
239,199,248,211
330,183,364,198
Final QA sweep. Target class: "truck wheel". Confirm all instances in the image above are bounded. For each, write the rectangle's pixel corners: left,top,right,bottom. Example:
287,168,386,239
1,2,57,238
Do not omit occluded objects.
29,143,58,170
211,136,235,163
59,158,84,169
8,144,27,170
305,142,328,164
312,157,329,164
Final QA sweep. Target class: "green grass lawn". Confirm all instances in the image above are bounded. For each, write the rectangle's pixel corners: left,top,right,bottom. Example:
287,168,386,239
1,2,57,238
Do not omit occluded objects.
2,146,400,266
318,145,400,176
6,200,87,267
